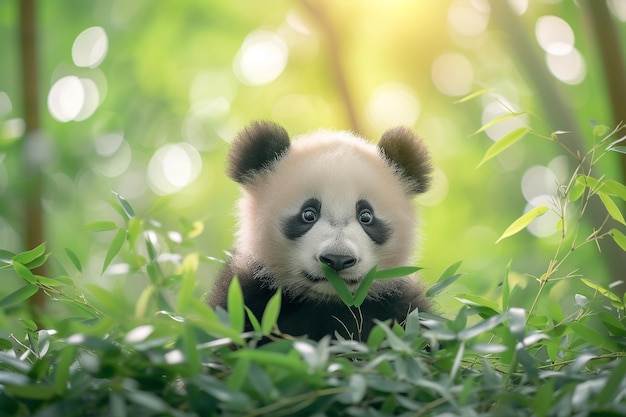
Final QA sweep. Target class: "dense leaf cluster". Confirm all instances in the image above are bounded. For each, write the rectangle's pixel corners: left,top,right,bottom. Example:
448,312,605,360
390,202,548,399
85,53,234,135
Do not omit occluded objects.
1,117,625,416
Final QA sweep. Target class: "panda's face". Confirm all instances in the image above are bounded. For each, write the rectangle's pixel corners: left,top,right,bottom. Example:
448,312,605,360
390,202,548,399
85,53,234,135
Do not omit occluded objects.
234,131,418,301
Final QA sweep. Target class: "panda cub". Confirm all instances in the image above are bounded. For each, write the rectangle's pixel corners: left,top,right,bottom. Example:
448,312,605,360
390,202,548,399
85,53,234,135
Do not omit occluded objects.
209,121,433,341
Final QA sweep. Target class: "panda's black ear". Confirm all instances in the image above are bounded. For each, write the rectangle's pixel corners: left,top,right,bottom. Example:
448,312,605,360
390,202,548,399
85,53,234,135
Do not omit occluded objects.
378,127,432,194
227,121,291,184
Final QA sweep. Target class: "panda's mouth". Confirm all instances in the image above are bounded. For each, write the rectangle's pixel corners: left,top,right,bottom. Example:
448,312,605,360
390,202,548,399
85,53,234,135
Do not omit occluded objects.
302,271,361,285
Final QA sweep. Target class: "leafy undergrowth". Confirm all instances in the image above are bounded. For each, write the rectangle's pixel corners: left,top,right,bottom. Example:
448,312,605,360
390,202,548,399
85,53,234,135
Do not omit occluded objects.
1,116,626,416
1,237,626,417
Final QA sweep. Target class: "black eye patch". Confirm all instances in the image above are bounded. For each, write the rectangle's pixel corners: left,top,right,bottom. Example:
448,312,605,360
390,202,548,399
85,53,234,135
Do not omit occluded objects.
282,198,322,240
356,200,390,245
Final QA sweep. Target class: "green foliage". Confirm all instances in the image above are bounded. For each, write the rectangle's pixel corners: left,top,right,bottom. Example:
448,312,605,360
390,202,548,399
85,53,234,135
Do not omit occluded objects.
2,97,626,414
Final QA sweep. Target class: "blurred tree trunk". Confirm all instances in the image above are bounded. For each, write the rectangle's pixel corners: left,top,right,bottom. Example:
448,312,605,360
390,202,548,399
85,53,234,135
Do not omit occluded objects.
20,0,47,315
300,0,363,134
489,1,626,293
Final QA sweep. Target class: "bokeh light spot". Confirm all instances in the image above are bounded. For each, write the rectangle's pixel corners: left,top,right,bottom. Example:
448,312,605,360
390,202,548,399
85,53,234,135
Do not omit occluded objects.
546,48,586,85
481,99,528,141
366,83,420,130
431,53,474,97
448,2,489,37
0,92,12,117
48,76,85,122
72,26,108,68
147,143,202,195
234,30,288,85
535,15,574,56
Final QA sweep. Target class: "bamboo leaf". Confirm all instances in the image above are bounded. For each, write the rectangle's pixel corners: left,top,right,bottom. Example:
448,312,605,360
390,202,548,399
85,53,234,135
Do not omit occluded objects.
353,266,377,307
473,112,527,136
477,127,529,168
113,191,135,219
598,192,626,225
65,248,82,273
12,242,46,265
453,88,491,104
11,261,36,284
102,228,127,275
227,277,245,333
82,220,117,232
426,274,461,298
496,205,548,243
373,266,422,280
609,145,626,154
321,263,354,306
0,284,38,308
261,289,281,335
609,228,626,252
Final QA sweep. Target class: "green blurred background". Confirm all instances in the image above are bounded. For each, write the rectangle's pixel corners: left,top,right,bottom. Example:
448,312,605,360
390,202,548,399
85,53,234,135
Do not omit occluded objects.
0,0,625,318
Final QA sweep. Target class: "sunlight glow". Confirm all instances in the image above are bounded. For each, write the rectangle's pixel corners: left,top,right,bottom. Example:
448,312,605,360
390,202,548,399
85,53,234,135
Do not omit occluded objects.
431,53,474,97
546,48,586,85
48,76,84,122
366,83,420,130
535,15,574,56
47,75,103,122
448,2,489,37
609,0,626,21
147,143,202,195
234,30,288,85
72,26,108,68
508,0,528,15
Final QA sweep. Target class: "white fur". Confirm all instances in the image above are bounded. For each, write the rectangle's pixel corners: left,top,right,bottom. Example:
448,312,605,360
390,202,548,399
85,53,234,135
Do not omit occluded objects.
233,130,418,302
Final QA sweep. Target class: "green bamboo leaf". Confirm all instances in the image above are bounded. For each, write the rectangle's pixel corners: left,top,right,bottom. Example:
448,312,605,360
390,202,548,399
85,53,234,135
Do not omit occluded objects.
473,112,527,136
0,250,14,266
581,278,622,308
244,306,262,333
373,266,422,280
597,355,626,406
568,180,586,202
321,263,354,306
102,228,127,275
609,146,626,154
12,242,46,265
11,261,36,284
426,274,461,298
64,248,82,273
261,289,282,334
82,220,117,232
603,179,626,202
227,277,245,333
0,284,38,308
496,205,548,243
353,266,377,307
598,192,626,225
113,191,135,219
609,228,626,252
453,88,491,104
477,127,529,168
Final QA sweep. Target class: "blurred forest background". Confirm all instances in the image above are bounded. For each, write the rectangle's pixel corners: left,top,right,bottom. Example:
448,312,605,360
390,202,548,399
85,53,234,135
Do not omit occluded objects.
0,0,625,318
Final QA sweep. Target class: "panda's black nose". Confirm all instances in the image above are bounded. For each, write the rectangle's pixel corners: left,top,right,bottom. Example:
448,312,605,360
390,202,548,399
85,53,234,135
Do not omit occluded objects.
319,254,357,271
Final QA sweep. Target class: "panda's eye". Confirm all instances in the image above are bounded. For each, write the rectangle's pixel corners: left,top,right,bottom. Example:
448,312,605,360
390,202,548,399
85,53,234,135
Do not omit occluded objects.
301,207,318,223
358,209,373,225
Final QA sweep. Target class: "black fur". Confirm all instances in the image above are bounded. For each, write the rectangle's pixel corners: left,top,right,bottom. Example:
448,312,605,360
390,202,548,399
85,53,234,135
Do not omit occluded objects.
356,200,390,245
227,121,291,184
209,260,428,341
282,198,322,240
378,127,432,194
